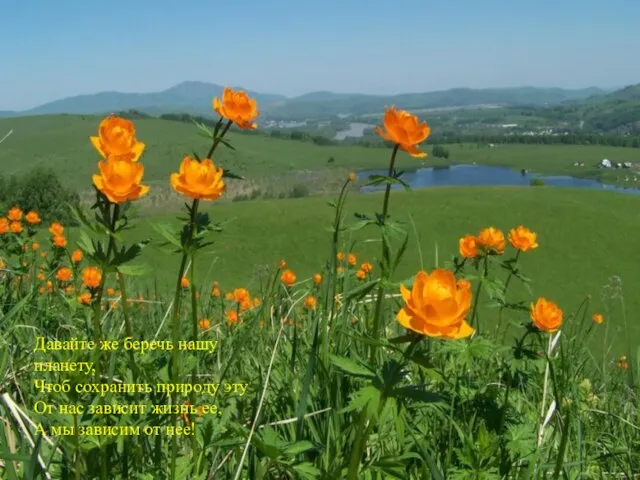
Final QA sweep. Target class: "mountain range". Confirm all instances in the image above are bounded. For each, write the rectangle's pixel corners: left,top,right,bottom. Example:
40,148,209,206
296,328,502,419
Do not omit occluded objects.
0,81,617,120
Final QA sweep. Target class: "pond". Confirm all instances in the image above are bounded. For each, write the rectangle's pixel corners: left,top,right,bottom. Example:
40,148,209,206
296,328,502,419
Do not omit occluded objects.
358,165,640,195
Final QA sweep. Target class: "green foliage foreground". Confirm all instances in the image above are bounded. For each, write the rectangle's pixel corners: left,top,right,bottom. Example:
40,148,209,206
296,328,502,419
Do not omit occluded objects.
0,98,638,480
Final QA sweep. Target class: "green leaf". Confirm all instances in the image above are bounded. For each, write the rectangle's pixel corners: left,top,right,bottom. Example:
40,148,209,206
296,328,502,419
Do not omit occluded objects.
117,264,150,277
111,240,149,266
291,462,322,479
221,169,244,180
151,223,182,249
76,231,96,255
329,354,376,378
339,385,381,415
68,203,107,235
343,278,378,303
390,386,441,404
282,440,315,456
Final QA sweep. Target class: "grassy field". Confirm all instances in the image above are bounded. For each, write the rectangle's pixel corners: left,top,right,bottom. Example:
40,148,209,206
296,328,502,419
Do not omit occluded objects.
1,115,639,204
2,106,639,478
44,185,638,351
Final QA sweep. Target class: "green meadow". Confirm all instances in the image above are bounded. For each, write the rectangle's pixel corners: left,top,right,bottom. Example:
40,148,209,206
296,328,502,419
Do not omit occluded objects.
2,109,639,478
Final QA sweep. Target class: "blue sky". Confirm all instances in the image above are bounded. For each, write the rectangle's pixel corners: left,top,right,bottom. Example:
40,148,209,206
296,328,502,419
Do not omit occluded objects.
1,0,639,110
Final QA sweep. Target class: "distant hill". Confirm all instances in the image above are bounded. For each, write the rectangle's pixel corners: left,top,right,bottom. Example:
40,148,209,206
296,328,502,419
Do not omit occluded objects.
267,86,607,119
1,82,608,120
18,81,287,117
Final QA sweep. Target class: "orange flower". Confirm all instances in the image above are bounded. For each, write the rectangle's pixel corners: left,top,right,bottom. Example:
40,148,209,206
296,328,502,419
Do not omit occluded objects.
40,252,47,258
336,252,344,261
55,267,73,283
347,253,356,266
199,318,211,330
31,242,40,251
279,259,287,269
52,235,67,248
348,172,357,182
530,297,563,333
37,272,45,281
82,266,102,289
46,280,53,291
78,292,92,305
106,288,115,296
71,249,83,263
617,356,629,370
356,269,366,281
93,156,149,203
336,266,345,274
253,297,261,307
212,281,219,288
232,288,250,304
396,269,474,340
0,218,8,234
226,309,239,326
170,156,225,200
239,299,253,312
592,313,604,325
49,222,64,236
90,115,145,162
9,221,22,234
304,295,317,311
459,235,478,259
25,211,41,224
508,226,539,252
361,262,373,273
211,287,221,297
477,227,506,254
8,207,22,221
312,273,322,286
375,106,431,158
225,292,234,301
281,269,296,287
181,276,190,289
213,87,259,129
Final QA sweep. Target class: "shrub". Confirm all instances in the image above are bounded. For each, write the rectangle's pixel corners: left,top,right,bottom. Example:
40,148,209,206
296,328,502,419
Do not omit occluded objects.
530,178,546,186
289,184,310,198
0,166,79,224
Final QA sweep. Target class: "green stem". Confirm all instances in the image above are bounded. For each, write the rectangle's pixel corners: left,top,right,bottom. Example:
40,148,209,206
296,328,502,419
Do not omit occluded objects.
369,143,400,360
346,335,422,479
170,119,230,480
189,199,200,456
496,250,520,336
470,255,488,334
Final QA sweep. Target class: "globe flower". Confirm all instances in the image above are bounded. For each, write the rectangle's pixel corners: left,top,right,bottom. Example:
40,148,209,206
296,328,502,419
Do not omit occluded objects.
9,221,22,234
170,156,225,200
226,309,239,326
356,269,366,281
199,318,211,330
375,106,431,158
361,262,373,273
530,297,563,333
211,287,221,297
477,227,506,254
181,276,190,289
508,226,539,252
312,273,322,286
336,252,344,261
55,267,73,283
71,249,83,263
31,242,40,251
25,211,41,224
93,156,149,203
347,253,357,266
396,269,474,340
213,87,259,129
49,222,64,236
90,115,145,162
7,207,22,221
304,295,317,311
592,313,604,325
348,172,357,182
232,288,250,304
459,235,478,259
281,269,296,287
0,218,8,235
78,292,92,305
53,235,67,248
82,266,102,289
